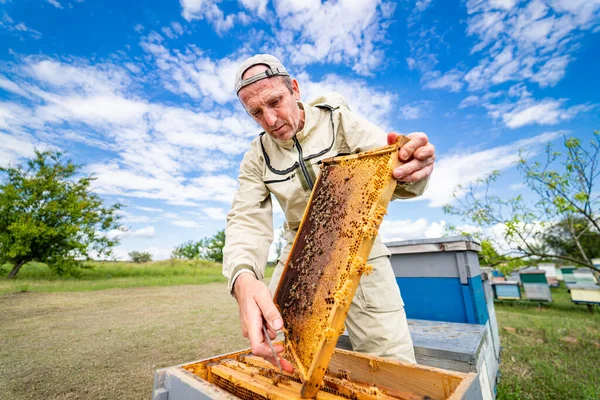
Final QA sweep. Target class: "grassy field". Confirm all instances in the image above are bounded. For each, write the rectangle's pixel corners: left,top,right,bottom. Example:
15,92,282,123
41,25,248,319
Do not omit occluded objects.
495,286,600,400
1,262,599,399
0,284,247,400
0,260,272,295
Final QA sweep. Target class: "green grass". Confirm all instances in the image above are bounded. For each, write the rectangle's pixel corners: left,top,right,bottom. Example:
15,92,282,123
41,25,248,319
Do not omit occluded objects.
2,262,598,399
0,260,273,294
495,284,600,400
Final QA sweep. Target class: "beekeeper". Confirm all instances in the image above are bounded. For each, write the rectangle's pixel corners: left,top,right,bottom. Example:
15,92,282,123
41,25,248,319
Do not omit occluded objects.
223,54,435,372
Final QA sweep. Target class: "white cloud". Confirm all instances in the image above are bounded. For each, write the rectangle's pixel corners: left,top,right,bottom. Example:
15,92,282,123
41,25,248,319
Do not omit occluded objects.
179,0,249,33
422,69,465,92
399,101,430,120
406,26,440,73
415,0,433,13
203,207,227,221
500,98,594,129
463,0,600,91
135,206,164,213
459,86,594,129
172,220,202,228
116,210,153,224
422,131,563,207
0,131,39,168
411,0,600,108
298,72,397,130
47,0,63,9
161,22,186,39
140,32,243,105
239,0,269,18
144,246,173,261
106,226,156,239
177,0,397,75
379,218,446,242
1,12,42,40
459,95,480,109
0,55,253,209
265,0,396,75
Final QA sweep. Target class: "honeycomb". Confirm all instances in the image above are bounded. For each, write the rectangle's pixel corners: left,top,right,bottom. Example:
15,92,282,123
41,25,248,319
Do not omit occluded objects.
273,136,409,398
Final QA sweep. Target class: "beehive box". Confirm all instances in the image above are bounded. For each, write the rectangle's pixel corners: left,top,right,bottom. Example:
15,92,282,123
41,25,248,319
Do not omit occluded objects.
492,282,521,300
274,137,409,397
520,270,552,302
152,347,480,400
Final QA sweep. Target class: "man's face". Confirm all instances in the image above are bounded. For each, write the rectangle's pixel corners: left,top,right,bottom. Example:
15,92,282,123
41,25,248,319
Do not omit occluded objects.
238,65,302,141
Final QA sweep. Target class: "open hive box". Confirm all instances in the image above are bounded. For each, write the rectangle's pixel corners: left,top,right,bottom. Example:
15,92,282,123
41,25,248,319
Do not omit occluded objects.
151,347,478,399
273,136,410,397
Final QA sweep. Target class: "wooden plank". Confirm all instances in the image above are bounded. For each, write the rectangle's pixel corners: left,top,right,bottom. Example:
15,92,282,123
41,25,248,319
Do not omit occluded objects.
182,349,253,380
207,362,344,400
328,348,473,400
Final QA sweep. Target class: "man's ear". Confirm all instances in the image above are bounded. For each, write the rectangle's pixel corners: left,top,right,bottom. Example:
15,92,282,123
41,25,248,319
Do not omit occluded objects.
292,78,301,101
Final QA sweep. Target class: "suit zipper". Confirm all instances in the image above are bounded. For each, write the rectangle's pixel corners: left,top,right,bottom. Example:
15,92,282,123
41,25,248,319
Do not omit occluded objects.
292,135,314,188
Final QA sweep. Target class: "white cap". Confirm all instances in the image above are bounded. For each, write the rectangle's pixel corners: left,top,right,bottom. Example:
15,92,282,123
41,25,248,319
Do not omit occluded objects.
234,54,289,95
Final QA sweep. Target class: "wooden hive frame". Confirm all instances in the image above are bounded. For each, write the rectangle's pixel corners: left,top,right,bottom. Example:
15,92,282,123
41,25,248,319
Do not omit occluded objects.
273,136,411,398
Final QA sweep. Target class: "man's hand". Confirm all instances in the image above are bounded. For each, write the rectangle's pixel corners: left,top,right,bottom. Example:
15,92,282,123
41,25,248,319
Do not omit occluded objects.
387,132,435,182
233,273,295,373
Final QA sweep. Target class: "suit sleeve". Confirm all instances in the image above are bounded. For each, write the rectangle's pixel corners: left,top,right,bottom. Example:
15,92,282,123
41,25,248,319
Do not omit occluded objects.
223,145,274,293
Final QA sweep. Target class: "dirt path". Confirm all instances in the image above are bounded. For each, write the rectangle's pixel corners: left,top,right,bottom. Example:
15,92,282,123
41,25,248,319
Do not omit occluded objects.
0,284,248,399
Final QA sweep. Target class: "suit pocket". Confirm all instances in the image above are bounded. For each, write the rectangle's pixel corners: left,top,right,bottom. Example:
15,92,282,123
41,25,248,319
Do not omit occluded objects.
357,255,404,311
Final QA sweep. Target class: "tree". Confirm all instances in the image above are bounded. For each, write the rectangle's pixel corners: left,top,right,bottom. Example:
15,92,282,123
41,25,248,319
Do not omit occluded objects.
542,216,600,261
203,230,225,263
0,150,122,278
129,251,152,263
171,240,202,260
171,230,226,263
444,131,600,276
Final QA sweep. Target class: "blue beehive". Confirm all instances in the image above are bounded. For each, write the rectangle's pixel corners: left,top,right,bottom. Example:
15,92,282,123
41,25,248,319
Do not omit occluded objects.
386,236,499,399
387,236,488,324
493,281,521,300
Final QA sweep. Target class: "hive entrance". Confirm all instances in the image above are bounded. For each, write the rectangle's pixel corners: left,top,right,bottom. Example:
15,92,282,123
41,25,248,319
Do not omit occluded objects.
274,137,410,398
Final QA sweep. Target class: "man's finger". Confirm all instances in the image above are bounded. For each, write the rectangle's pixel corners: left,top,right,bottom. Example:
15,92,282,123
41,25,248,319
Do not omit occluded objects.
254,290,283,331
413,143,435,161
266,325,278,340
400,132,429,160
393,157,434,181
402,164,434,183
280,357,295,373
245,303,267,355
387,132,399,145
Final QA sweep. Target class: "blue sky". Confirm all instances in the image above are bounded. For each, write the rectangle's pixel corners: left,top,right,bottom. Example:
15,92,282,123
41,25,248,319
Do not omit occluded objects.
1,0,599,261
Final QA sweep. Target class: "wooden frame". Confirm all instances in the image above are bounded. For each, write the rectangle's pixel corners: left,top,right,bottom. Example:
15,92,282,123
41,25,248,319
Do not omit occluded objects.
273,137,410,398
